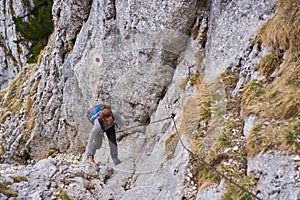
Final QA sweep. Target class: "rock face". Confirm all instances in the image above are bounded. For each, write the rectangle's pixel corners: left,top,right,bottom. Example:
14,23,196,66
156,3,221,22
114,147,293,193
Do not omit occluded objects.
1,0,299,199
205,0,277,80
248,152,300,200
0,0,32,89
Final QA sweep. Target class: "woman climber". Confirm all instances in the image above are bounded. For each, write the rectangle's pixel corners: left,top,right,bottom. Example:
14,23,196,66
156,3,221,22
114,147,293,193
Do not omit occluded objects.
87,104,130,167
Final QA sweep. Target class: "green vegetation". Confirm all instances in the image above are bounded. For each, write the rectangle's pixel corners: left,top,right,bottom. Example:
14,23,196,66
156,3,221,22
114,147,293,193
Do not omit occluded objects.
247,119,300,157
243,0,300,158
200,100,212,120
196,163,220,190
222,176,257,200
218,133,230,148
13,0,53,63
285,122,300,147
103,174,111,184
286,78,300,87
56,188,72,200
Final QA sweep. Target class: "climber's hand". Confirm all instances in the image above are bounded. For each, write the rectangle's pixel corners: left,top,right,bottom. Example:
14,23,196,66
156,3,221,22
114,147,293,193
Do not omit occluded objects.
88,156,98,168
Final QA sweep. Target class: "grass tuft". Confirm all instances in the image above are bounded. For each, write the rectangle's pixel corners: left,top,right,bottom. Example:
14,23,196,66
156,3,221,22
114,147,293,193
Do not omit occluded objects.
165,133,179,160
255,0,300,63
246,118,300,157
0,181,18,198
56,188,72,200
258,52,281,78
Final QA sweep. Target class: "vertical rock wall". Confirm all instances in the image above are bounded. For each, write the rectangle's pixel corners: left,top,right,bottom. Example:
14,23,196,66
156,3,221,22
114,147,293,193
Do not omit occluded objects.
0,0,32,89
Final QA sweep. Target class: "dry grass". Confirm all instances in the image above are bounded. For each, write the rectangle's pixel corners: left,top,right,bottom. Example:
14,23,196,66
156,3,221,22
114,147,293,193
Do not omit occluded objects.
177,77,219,189
255,0,300,63
164,133,179,160
0,145,4,156
0,88,8,102
242,63,300,120
10,176,28,182
179,75,208,137
1,64,38,111
258,52,281,78
246,118,300,157
222,174,257,200
243,0,300,121
0,181,18,198
179,97,202,138
241,80,265,113
30,77,41,94
0,111,11,124
243,66,299,157
220,70,239,96
0,64,39,157
189,0,300,195
27,116,36,132
196,162,220,190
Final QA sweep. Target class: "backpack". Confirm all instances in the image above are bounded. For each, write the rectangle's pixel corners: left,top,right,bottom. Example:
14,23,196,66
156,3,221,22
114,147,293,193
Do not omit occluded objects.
87,103,103,124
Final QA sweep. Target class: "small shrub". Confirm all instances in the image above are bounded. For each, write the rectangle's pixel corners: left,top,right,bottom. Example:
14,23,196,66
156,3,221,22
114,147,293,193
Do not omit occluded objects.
13,0,53,41
28,39,48,63
13,0,53,63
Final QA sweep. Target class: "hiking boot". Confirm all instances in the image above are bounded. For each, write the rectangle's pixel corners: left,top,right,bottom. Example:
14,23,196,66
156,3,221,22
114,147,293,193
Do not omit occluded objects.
112,157,121,165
